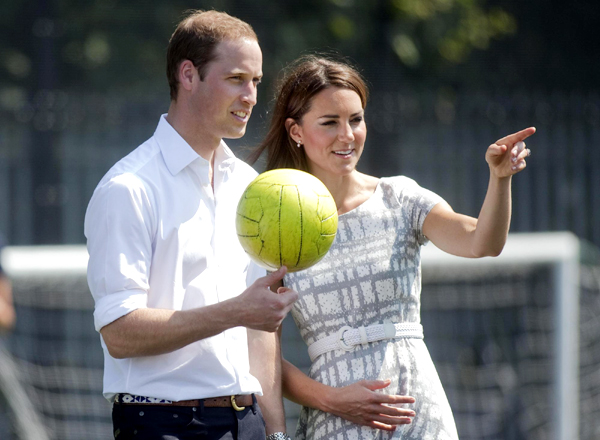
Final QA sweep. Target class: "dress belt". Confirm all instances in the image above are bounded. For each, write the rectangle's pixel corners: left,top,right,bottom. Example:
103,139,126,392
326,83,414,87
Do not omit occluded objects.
307,322,424,362
114,393,253,410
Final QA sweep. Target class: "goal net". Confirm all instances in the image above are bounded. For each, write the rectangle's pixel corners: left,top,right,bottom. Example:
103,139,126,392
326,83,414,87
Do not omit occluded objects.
419,232,600,440
1,233,599,440
281,232,600,440
0,245,110,440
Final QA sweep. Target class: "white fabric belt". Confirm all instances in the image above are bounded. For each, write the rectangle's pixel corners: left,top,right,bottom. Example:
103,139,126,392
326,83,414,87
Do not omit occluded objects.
307,322,424,362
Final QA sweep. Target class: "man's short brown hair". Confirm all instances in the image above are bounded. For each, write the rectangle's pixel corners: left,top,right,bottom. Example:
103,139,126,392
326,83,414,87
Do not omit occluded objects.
166,10,258,101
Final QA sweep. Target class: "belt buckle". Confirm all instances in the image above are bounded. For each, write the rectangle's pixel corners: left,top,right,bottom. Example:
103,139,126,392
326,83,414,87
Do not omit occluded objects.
337,325,354,352
231,395,245,411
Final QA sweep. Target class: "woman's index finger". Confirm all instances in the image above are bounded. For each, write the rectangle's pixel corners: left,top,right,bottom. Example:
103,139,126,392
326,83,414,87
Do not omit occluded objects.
496,127,536,146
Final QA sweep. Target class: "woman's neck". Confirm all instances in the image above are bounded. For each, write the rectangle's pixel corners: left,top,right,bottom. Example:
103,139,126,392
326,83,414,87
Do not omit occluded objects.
315,171,378,215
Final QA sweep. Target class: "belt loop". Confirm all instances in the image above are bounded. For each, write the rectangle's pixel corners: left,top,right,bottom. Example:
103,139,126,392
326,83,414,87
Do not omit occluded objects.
251,394,257,415
199,399,204,416
358,326,368,346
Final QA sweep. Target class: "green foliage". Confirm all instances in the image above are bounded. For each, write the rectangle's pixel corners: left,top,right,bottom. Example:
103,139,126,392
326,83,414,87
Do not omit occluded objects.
389,0,516,65
0,0,517,101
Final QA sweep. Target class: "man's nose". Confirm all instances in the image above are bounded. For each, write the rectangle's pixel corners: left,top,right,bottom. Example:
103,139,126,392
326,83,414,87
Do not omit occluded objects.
241,83,257,106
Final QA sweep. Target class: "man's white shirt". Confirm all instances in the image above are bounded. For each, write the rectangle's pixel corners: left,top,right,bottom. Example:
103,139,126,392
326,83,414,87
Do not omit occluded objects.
85,114,265,402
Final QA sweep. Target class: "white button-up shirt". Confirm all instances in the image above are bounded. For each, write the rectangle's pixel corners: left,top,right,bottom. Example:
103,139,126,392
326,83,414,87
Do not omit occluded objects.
85,115,265,402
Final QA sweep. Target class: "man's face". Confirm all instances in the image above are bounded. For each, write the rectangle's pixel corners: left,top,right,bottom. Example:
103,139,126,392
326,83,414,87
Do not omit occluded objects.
190,38,263,147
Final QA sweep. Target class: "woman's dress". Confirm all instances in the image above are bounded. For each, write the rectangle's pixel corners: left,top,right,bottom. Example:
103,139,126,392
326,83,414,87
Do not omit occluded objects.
284,176,459,440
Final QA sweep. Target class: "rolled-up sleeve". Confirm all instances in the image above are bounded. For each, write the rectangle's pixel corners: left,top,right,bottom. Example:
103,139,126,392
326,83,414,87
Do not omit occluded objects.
85,173,155,332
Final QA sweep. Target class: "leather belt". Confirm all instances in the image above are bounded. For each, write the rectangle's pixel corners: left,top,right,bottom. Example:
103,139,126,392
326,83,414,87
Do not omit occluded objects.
115,393,253,410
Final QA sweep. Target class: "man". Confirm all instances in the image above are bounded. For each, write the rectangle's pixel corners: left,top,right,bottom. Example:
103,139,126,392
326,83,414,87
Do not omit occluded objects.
85,10,297,440
0,233,15,333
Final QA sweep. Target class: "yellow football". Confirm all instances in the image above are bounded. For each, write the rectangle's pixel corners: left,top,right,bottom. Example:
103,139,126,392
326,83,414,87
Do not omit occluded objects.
236,169,338,272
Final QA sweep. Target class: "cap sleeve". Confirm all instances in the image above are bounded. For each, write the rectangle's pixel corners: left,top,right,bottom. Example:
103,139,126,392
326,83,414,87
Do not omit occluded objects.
384,176,444,245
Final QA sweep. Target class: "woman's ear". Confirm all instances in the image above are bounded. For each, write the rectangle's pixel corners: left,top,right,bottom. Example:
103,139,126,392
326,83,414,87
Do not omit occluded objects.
285,118,302,144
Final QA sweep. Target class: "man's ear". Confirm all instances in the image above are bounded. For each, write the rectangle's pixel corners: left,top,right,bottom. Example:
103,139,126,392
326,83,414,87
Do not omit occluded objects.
178,60,196,92
285,118,301,144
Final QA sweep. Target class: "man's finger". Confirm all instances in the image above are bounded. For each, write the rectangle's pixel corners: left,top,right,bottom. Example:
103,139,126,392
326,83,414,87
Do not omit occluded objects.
262,266,287,285
496,127,536,146
279,288,299,306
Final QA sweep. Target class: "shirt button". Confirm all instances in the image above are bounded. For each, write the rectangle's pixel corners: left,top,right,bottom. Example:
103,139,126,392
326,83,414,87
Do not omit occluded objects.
173,414,179,418
139,411,144,416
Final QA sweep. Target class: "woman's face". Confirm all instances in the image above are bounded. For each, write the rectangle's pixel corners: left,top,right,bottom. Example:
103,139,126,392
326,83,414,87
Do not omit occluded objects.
290,87,366,179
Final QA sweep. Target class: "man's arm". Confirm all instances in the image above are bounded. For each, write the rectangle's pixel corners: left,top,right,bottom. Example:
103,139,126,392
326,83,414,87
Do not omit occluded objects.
100,267,298,359
248,327,286,435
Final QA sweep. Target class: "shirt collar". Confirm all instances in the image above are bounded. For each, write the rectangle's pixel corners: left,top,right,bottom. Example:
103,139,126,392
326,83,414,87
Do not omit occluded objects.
214,140,237,174
154,114,237,176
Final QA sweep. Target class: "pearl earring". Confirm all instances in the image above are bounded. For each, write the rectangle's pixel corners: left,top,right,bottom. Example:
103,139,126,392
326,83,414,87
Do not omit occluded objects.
297,142,302,148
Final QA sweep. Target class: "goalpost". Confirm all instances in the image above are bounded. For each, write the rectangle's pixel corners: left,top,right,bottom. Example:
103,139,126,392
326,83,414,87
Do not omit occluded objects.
1,232,598,440
420,232,583,440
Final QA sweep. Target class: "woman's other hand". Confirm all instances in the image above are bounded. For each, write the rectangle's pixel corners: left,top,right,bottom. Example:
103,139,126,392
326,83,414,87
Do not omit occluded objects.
322,379,416,431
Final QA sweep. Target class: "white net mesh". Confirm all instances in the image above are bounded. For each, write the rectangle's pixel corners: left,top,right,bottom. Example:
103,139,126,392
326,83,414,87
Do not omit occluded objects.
0,246,111,440
1,235,599,440
420,234,600,440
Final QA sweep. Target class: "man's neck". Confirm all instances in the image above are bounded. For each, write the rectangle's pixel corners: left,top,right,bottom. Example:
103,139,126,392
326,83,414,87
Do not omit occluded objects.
165,104,220,162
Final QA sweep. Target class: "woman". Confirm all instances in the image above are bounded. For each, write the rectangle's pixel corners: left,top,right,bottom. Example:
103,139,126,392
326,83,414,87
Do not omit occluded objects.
250,55,534,440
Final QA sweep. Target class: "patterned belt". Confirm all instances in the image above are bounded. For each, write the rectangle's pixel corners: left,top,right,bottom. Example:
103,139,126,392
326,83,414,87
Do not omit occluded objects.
115,393,253,410
307,322,424,362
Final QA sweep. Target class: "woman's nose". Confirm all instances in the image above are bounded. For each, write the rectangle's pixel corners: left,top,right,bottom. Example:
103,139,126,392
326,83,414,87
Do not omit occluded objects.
338,122,355,143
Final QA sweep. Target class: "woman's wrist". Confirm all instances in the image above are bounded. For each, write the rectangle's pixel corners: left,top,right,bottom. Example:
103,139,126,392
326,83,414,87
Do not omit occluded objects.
318,384,339,414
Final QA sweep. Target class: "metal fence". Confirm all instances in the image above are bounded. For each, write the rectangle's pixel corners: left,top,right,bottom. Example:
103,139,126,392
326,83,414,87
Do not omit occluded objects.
0,88,599,247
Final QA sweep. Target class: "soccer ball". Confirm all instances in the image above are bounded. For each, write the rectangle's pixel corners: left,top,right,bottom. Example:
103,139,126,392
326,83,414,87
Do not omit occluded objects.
236,169,338,272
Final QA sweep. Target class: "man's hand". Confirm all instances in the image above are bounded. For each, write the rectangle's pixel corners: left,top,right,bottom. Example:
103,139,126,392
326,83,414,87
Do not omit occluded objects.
234,266,298,332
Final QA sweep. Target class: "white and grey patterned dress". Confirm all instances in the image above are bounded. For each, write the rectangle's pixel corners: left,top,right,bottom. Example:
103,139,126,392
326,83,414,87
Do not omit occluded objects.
284,176,459,440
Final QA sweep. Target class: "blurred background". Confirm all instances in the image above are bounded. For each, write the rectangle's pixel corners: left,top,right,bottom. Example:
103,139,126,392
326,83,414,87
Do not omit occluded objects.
0,0,599,439
1,0,599,245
